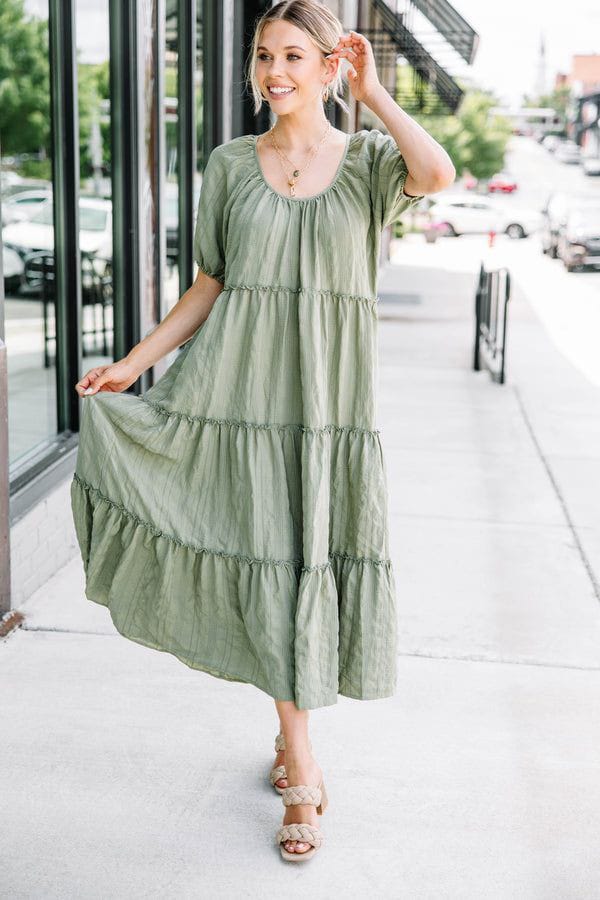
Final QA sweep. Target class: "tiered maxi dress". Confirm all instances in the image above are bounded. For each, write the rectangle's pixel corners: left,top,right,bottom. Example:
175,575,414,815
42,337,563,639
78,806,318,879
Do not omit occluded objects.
70,128,424,710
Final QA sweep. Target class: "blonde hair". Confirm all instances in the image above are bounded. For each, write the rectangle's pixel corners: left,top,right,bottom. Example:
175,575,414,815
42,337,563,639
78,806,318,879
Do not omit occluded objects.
246,0,350,116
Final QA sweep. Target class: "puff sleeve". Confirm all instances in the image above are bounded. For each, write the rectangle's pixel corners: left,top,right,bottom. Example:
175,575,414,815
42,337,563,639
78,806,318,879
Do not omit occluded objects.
369,129,425,229
192,147,227,282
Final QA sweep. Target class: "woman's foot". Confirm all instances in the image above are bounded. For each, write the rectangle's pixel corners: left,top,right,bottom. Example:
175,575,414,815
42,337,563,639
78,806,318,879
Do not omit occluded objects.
273,746,287,790
281,751,323,855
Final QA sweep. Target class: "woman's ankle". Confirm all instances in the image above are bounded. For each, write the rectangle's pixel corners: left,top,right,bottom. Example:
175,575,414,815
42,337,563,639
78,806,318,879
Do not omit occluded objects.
284,748,318,771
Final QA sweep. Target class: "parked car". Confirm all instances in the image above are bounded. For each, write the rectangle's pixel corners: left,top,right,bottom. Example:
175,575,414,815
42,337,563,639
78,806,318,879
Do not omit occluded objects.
1,188,53,226
582,156,600,176
541,135,561,152
2,197,112,295
427,193,542,239
557,207,600,271
540,191,600,257
0,170,25,191
486,172,518,193
2,243,24,294
461,174,478,191
555,140,581,164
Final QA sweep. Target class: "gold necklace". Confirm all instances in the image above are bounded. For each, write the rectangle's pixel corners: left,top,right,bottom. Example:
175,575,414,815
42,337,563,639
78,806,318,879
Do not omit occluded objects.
268,121,332,197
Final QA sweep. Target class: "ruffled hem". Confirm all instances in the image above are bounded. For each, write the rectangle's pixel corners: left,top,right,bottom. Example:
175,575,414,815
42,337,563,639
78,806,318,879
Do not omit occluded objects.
70,473,398,709
74,391,391,566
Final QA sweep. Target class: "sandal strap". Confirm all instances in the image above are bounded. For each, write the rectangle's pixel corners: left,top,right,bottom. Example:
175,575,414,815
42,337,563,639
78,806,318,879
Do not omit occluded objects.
274,732,313,752
276,823,323,849
281,784,322,807
269,764,287,786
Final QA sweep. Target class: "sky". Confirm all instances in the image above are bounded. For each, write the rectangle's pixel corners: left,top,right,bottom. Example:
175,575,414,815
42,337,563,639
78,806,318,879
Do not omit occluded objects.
24,0,600,109
440,0,600,106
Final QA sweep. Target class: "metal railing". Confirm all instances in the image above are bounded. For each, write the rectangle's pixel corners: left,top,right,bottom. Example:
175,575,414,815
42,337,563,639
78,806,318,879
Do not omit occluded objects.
473,262,511,384
22,250,113,366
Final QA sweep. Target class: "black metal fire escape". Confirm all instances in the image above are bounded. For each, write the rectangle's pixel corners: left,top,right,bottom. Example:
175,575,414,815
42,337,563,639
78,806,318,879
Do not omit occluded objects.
365,0,478,115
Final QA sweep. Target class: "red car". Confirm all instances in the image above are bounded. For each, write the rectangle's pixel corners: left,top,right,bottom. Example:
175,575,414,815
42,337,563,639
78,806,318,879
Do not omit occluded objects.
487,173,518,193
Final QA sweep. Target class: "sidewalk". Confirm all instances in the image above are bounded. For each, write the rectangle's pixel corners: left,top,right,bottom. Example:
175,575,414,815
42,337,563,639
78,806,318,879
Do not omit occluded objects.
3,235,600,898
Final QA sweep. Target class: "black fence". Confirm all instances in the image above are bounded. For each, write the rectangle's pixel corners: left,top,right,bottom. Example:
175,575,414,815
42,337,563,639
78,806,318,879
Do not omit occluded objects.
473,262,511,384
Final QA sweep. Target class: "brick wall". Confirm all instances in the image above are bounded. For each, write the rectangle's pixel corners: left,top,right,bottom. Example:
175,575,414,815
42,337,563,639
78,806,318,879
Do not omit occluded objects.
10,475,79,607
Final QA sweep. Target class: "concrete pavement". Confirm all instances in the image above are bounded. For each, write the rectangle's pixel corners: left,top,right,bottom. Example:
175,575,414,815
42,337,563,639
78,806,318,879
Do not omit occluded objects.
2,233,600,898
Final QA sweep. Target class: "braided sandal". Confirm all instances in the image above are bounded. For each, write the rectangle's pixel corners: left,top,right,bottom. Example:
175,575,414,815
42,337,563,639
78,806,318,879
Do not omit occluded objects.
275,780,328,861
268,732,288,794
268,732,312,794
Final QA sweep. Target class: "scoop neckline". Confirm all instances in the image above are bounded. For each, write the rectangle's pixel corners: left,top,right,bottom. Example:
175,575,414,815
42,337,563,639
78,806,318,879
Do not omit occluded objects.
252,131,352,203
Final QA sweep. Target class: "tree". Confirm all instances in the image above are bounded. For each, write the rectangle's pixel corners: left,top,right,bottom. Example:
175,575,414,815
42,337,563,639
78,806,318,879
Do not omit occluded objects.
0,0,50,158
412,90,512,180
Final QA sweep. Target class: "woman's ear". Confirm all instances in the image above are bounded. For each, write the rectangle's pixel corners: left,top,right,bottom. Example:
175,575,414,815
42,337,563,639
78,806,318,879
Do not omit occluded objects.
322,55,341,89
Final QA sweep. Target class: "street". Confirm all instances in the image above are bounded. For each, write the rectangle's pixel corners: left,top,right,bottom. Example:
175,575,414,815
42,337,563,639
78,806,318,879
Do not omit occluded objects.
416,134,600,386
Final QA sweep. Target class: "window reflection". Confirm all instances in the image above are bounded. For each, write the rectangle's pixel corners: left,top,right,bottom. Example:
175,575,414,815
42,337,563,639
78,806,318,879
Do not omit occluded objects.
166,1,202,304
76,0,113,366
1,0,56,469
193,6,203,279
165,1,179,308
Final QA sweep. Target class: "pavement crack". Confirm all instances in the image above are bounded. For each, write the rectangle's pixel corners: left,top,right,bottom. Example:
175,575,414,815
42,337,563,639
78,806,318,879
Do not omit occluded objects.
399,649,600,671
511,383,600,605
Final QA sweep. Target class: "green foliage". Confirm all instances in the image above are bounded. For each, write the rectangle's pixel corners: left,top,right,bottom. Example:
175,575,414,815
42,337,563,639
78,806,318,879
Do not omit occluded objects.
19,158,52,180
412,90,512,180
0,0,51,157
523,84,570,120
78,61,111,182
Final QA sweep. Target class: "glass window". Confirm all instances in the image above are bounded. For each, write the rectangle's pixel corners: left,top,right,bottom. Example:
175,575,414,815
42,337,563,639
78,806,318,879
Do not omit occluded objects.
76,0,113,366
165,0,180,309
1,0,56,471
194,7,204,276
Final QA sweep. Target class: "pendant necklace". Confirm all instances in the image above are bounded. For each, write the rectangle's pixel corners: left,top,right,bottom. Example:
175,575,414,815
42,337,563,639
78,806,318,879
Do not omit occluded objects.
267,121,332,197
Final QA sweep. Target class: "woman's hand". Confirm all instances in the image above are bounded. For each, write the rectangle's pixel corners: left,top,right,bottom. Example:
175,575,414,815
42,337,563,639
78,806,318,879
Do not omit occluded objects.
326,30,382,104
75,358,141,397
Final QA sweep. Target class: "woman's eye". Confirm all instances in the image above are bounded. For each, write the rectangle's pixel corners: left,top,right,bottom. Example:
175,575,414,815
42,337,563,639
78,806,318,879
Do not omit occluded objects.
257,53,300,61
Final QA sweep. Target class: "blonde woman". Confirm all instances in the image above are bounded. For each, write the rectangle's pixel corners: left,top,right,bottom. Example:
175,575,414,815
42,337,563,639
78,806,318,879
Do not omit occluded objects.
72,0,455,863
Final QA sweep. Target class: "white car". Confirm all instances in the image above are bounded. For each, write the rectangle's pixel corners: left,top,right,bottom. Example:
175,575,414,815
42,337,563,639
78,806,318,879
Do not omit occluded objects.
3,196,112,258
2,197,112,295
583,156,600,176
542,135,560,152
2,243,24,293
555,141,581,164
1,188,53,226
427,192,543,239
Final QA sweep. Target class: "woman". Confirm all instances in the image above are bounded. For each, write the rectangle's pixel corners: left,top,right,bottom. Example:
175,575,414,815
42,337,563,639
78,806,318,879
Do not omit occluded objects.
72,0,455,862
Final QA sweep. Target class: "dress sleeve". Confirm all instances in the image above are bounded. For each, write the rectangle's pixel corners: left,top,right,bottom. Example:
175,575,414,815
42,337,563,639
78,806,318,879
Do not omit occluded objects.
369,129,425,229
193,147,227,282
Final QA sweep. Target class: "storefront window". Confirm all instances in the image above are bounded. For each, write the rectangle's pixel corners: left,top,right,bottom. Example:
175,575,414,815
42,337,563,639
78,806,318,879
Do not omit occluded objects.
1,0,55,471
165,1,179,308
194,7,204,277
76,0,113,368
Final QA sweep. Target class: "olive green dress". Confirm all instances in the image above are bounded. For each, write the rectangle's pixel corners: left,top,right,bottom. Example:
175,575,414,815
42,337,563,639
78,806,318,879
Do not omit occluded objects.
70,128,424,710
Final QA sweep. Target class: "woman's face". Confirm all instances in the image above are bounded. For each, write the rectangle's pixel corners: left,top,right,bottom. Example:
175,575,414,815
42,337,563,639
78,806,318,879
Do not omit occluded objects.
256,20,336,109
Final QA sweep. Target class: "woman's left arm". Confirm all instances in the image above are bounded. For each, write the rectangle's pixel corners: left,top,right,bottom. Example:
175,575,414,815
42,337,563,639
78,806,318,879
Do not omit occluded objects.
327,29,456,196
365,86,456,196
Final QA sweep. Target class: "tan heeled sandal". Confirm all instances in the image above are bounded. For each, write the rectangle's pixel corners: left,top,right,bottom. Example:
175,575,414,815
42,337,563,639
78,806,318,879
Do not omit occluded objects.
268,732,288,794
268,732,312,794
275,780,329,862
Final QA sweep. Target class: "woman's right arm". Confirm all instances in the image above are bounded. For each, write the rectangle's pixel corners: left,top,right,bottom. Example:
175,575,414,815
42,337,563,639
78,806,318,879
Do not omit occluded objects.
74,270,224,397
